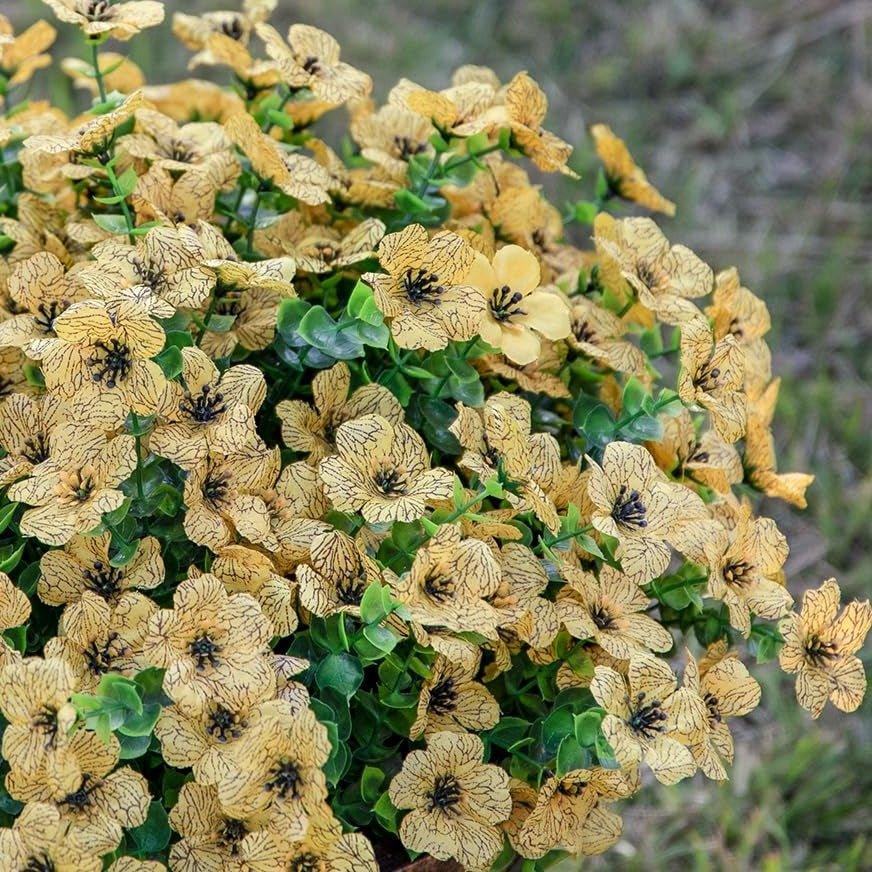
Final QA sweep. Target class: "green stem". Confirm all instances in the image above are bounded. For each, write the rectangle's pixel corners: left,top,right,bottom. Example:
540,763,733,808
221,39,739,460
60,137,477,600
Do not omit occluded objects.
245,188,263,257
440,484,490,526
616,296,636,318
541,523,594,549
195,294,218,347
103,162,135,243
442,142,502,173
614,393,680,432
90,40,107,103
0,148,15,198
129,411,145,502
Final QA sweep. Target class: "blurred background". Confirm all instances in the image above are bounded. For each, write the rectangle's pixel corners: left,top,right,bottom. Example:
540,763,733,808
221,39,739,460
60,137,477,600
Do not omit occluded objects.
6,0,871,868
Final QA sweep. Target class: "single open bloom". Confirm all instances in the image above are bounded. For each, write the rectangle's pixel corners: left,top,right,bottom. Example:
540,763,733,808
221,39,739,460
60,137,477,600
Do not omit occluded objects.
778,579,872,718
590,655,705,785
318,414,454,524
389,731,512,872
467,245,571,365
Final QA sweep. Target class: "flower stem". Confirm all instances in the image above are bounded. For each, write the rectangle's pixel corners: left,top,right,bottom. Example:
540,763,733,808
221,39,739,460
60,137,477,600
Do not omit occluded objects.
129,411,145,501
90,40,107,103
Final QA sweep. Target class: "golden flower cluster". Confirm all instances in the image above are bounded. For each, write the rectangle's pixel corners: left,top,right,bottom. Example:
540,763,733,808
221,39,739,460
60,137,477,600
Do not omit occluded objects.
0,3,866,870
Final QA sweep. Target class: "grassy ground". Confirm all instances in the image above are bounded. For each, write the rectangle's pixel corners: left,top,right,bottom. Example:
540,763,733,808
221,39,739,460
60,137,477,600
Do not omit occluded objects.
6,0,871,868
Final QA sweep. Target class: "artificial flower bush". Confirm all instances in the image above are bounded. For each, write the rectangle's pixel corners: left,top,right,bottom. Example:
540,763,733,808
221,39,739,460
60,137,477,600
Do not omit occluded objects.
0,2,868,870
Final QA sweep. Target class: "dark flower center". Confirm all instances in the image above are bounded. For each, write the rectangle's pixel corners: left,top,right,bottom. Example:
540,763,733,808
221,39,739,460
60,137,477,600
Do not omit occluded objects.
202,469,231,504
423,572,455,602
136,262,167,292
302,56,321,75
374,467,407,496
728,316,744,339
489,285,525,323
723,561,753,587
557,777,589,797
23,857,55,872
179,384,227,423
189,633,222,671
688,442,709,464
61,774,99,812
289,854,320,872
34,300,67,333
611,484,648,528
394,135,427,159
215,295,242,317
590,605,616,630
83,560,124,599
266,759,302,799
220,18,244,40
69,471,96,502
427,677,457,715
217,818,248,853
206,705,247,742
703,691,722,725
83,632,122,675
87,339,132,388
804,634,839,667
336,572,367,605
83,0,113,22
634,259,661,290
572,318,596,343
627,691,667,738
693,364,722,392
22,432,50,465
403,268,444,305
428,773,462,811
168,140,195,163
32,706,61,748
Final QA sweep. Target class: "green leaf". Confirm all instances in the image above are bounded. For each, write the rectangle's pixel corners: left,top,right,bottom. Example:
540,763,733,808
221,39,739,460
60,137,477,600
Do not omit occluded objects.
204,312,237,333
91,213,130,235
315,653,364,699
373,790,399,833
129,801,171,853
0,502,18,535
118,732,153,759
568,199,598,224
556,735,591,774
266,107,294,129
276,298,312,341
574,532,604,560
487,717,529,750
118,702,161,738
345,281,382,325
583,405,616,442
98,673,143,715
595,730,620,769
359,582,389,625
0,542,25,573
362,623,398,654
360,766,385,803
619,414,663,441
164,328,194,349
621,377,647,416
154,345,183,379
109,535,139,568
394,188,431,214
574,710,604,746
540,706,574,757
